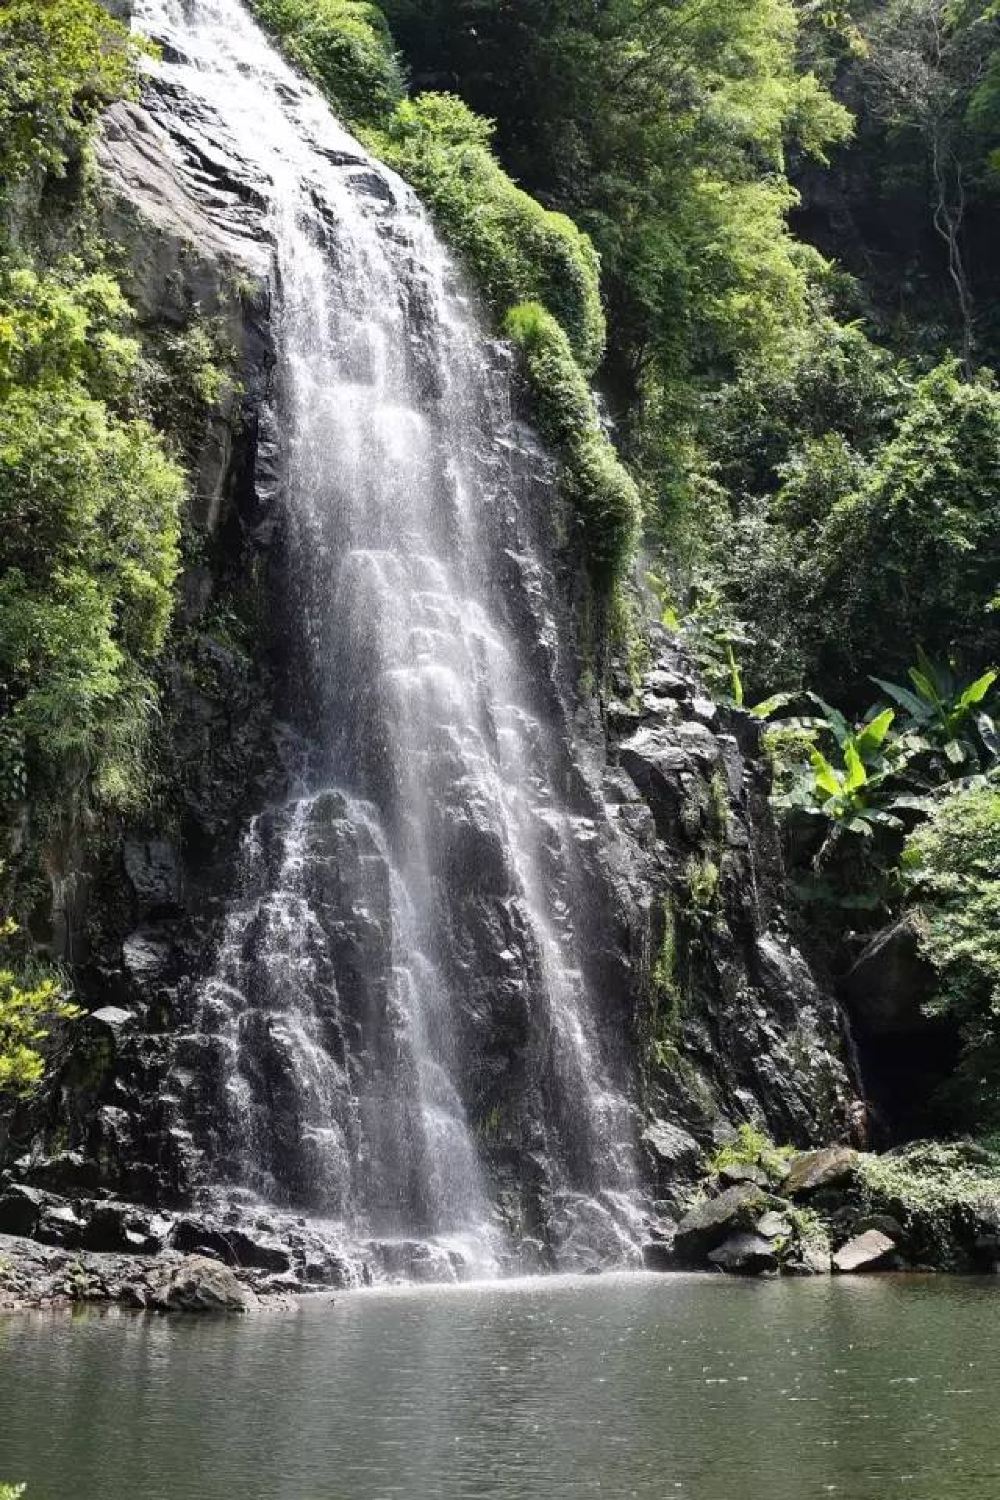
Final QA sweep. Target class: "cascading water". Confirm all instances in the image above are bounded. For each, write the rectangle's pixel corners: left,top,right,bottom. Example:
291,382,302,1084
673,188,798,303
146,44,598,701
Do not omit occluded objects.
135,0,645,1276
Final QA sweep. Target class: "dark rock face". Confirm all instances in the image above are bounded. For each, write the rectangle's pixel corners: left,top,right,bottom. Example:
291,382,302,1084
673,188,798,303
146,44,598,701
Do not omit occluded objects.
605,631,859,1224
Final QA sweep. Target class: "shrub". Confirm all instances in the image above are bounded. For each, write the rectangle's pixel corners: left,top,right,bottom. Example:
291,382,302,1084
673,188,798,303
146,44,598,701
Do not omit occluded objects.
904,785,1000,1127
248,0,403,129
0,0,135,190
382,95,605,374
0,913,79,1095
505,302,640,587
0,384,183,808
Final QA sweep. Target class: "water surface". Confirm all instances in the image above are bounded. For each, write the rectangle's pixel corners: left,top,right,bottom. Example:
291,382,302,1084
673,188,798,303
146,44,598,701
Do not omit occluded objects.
3,1272,999,1499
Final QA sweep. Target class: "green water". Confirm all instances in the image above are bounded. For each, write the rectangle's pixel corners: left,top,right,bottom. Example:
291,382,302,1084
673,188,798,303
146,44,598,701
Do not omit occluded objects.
1,1272,998,1499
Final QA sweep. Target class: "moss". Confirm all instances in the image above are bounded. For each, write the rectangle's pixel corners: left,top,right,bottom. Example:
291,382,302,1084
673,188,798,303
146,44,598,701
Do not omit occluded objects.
711,1122,794,1178
684,856,720,914
856,1140,1000,1270
504,303,641,589
378,95,605,374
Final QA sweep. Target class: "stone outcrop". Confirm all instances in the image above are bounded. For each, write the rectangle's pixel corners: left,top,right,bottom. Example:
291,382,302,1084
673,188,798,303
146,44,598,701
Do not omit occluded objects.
832,1230,896,1273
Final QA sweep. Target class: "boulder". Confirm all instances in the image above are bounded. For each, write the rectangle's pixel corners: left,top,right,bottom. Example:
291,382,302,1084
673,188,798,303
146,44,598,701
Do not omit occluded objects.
784,1242,833,1276
756,1211,792,1240
152,1256,257,1314
783,1146,858,1198
842,916,935,1037
718,1162,770,1189
673,1184,770,1263
170,1217,292,1272
708,1233,778,1275
642,1121,705,1181
0,1185,48,1237
832,1230,896,1273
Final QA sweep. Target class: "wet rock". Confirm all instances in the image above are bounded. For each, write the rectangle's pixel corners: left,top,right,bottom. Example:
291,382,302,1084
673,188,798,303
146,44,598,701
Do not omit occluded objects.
170,1217,292,1272
673,1184,771,1263
718,1162,770,1189
842,916,935,1037
756,1211,792,1240
832,1230,896,1273
708,1233,778,1275
784,1242,833,1276
124,839,182,912
783,1147,858,1198
0,1185,48,1237
642,1121,705,1181
36,1201,87,1248
152,1255,257,1314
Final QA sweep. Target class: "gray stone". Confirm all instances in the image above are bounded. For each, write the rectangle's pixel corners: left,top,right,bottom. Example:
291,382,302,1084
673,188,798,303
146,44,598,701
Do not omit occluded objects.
152,1256,257,1314
708,1233,779,1275
642,1121,705,1179
719,1162,769,1188
832,1230,896,1273
673,1184,770,1263
756,1211,792,1240
89,1006,135,1031
784,1242,833,1276
783,1147,858,1198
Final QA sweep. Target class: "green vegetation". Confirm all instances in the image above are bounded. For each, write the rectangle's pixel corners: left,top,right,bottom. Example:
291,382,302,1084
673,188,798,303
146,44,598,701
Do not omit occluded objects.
247,0,403,128
0,0,191,929
905,788,1000,1127
0,0,135,189
503,303,639,585
0,911,78,1095
710,1123,794,1180
381,98,605,374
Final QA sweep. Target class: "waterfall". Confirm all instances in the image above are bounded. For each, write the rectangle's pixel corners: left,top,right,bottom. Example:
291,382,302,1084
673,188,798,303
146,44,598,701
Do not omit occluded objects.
135,0,645,1276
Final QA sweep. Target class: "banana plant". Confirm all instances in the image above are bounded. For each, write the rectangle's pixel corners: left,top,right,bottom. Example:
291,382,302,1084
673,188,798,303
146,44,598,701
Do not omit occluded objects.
871,649,999,770
777,706,903,836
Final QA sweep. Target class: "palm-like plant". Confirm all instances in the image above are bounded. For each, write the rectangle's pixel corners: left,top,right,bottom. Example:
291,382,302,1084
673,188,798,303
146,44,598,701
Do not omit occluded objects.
872,649,999,770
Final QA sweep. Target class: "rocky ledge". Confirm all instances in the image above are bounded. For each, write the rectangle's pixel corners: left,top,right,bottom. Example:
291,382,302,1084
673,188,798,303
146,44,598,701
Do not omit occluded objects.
0,1236,300,1315
651,1138,1000,1276
0,1182,360,1313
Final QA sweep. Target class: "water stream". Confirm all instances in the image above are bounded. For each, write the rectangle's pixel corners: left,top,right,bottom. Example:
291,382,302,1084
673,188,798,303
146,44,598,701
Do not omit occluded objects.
134,0,643,1274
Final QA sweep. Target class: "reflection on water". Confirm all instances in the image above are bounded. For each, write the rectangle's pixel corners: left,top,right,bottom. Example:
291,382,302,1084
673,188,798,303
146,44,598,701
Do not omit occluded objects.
2,1273,999,1500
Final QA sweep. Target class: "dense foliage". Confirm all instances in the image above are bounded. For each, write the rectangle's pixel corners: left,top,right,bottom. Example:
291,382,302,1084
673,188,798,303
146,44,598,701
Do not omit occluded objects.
0,912,77,1095
905,787,1000,1128
248,0,403,126
0,5,187,856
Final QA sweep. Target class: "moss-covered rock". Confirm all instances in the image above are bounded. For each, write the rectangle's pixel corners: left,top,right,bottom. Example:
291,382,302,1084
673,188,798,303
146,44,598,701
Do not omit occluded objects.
504,302,640,589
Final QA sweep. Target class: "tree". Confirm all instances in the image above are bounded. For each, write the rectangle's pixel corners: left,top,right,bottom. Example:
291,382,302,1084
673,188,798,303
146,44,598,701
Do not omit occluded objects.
858,0,1000,372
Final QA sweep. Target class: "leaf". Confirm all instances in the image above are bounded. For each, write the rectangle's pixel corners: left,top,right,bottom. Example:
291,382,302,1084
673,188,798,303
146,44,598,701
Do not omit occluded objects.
871,676,928,719
957,669,998,711
853,707,895,760
977,712,1000,761
807,693,850,746
749,691,796,719
908,666,940,708
809,747,842,799
842,740,868,793
944,738,967,765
